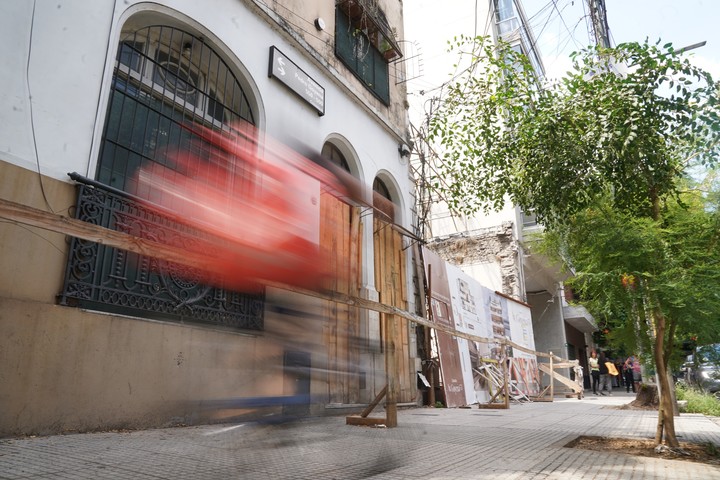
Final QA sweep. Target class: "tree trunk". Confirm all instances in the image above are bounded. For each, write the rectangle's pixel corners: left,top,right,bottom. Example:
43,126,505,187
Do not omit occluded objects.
631,383,658,407
667,370,679,417
652,311,679,447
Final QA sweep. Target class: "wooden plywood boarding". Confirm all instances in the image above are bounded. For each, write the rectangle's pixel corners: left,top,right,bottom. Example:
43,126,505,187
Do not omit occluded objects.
320,193,361,404
374,218,414,403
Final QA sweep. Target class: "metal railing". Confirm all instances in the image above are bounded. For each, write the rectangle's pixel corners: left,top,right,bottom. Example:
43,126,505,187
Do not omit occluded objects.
59,174,264,331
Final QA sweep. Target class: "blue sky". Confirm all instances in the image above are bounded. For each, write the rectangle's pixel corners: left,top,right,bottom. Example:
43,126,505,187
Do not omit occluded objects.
404,0,720,122
523,0,720,79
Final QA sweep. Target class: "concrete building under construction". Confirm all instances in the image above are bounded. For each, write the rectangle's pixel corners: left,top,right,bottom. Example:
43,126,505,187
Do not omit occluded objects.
410,0,597,386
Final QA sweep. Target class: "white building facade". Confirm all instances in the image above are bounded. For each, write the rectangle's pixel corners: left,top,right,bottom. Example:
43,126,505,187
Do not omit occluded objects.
0,0,420,436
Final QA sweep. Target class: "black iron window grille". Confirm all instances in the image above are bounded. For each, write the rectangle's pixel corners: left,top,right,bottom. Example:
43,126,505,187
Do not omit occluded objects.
98,25,255,194
59,23,263,330
59,175,264,331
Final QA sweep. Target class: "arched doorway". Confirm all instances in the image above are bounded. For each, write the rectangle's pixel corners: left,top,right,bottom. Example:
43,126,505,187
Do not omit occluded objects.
372,174,414,404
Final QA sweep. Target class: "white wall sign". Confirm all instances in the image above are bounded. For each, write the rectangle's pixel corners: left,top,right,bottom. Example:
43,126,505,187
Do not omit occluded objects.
268,46,325,115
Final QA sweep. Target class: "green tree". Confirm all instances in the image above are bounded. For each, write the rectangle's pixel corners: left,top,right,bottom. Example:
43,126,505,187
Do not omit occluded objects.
426,36,720,446
547,188,720,389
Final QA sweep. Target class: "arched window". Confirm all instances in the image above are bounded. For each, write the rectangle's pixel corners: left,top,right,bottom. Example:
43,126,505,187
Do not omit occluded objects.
61,21,263,331
373,177,395,222
321,142,351,173
97,24,255,193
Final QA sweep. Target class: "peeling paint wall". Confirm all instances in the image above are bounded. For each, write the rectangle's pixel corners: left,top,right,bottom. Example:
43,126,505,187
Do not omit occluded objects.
426,222,523,300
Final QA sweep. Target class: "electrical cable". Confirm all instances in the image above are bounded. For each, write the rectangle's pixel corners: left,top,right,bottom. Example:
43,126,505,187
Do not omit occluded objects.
410,1,496,100
526,0,561,55
26,0,55,213
526,0,555,23
0,220,67,256
550,0,584,51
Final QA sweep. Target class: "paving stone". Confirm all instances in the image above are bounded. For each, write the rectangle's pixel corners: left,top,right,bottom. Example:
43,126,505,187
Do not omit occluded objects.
1,392,720,479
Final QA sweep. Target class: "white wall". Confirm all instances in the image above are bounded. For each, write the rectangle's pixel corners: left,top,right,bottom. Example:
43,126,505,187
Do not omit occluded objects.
0,1,115,179
0,0,414,231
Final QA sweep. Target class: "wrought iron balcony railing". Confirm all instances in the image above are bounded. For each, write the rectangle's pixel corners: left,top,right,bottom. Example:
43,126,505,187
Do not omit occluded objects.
59,174,264,331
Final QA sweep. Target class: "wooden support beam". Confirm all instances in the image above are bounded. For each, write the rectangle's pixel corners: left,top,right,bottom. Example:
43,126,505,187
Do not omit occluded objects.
488,390,504,404
345,416,387,426
502,358,510,409
384,315,399,428
538,363,582,393
347,381,389,427
0,196,580,407
0,197,549,357
359,385,387,418
0,197,205,268
477,403,509,409
528,397,553,402
553,362,580,368
0,198,450,336
536,385,551,398
549,354,555,398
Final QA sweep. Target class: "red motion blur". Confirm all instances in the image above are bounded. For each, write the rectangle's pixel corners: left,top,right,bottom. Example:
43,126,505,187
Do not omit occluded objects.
135,122,352,291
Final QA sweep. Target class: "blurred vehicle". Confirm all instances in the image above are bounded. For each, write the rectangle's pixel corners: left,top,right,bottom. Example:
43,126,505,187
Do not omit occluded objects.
133,121,363,292
682,344,720,396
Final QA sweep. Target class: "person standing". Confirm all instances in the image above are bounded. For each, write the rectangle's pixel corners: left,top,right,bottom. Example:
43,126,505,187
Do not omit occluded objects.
588,350,600,395
606,356,619,388
598,351,612,395
624,355,637,393
614,358,624,388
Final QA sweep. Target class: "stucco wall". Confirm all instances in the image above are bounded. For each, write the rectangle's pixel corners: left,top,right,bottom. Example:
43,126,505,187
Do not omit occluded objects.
0,280,343,437
529,291,566,358
0,0,412,195
258,0,409,137
0,0,416,293
0,163,74,304
0,296,281,436
529,291,576,388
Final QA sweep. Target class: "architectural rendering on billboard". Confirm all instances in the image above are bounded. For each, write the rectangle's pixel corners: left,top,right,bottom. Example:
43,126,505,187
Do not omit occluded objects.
423,247,538,406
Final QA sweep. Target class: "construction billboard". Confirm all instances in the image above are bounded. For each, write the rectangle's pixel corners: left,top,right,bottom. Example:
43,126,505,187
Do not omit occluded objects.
423,247,538,406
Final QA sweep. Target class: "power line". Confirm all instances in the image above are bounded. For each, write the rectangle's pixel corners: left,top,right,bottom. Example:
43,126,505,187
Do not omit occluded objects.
526,0,555,23
524,0,566,68
551,0,584,51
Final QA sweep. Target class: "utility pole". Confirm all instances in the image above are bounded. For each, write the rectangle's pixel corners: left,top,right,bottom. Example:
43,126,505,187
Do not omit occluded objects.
587,0,611,48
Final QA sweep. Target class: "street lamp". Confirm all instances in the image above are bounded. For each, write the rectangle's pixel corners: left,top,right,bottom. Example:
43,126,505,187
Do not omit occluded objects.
675,41,706,54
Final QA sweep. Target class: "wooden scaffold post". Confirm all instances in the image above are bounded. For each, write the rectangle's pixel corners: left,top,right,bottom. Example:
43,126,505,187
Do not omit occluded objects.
549,352,554,399
384,313,399,428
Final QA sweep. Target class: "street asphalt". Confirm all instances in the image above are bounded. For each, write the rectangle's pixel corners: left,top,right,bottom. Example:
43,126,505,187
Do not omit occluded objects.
1,389,719,479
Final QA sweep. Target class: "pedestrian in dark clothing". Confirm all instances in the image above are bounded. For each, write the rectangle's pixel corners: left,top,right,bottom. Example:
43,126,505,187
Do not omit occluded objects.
598,351,612,395
625,355,642,392
614,358,624,388
623,356,636,393
588,350,600,395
